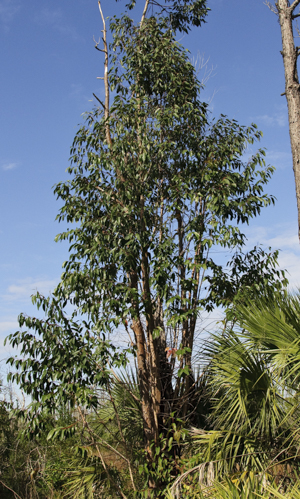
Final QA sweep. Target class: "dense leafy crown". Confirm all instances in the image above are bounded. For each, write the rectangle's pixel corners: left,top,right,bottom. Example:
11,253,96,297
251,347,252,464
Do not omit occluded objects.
6,14,285,420
117,0,209,32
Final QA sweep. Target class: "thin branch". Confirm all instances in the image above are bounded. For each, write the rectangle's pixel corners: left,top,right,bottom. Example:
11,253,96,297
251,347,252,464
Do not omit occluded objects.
93,92,106,110
95,185,129,212
264,1,278,14
0,481,22,499
263,447,297,473
290,0,300,13
141,0,150,25
124,320,136,348
98,1,112,147
93,35,106,52
97,436,133,471
290,0,300,12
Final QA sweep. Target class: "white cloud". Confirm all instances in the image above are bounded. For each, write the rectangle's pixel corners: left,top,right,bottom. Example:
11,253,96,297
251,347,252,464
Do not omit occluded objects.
244,223,300,289
265,151,292,170
0,321,20,366
252,107,287,128
246,224,299,250
0,0,20,31
3,278,58,302
278,251,300,289
70,83,84,98
34,8,80,41
2,162,18,171
0,321,18,333
257,113,286,127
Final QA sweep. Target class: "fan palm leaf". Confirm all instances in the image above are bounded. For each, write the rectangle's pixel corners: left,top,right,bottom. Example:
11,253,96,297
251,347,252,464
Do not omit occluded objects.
192,328,288,475
236,292,300,386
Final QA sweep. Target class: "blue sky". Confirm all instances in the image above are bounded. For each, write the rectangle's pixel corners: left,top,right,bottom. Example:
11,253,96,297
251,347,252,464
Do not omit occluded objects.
1,0,300,369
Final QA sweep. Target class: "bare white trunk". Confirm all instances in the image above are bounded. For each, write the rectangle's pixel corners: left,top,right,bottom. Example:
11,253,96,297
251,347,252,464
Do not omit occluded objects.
277,0,300,239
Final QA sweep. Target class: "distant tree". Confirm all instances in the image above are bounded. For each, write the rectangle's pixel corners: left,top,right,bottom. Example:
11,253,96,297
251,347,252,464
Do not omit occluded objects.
5,1,287,496
267,0,300,240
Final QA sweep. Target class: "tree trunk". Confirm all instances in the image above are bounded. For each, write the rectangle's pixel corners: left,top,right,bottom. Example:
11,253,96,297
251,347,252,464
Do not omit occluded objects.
277,0,300,239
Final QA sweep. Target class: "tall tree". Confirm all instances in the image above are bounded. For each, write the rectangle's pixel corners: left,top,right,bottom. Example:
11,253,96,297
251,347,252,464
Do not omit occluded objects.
6,1,287,495
267,0,300,239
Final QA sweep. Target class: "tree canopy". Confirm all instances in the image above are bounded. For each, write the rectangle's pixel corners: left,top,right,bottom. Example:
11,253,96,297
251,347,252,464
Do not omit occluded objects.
4,2,288,496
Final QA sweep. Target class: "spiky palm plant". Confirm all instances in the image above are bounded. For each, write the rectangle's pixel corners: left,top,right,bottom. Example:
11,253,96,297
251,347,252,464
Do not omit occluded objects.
168,475,300,499
191,332,286,477
190,292,300,485
237,291,300,388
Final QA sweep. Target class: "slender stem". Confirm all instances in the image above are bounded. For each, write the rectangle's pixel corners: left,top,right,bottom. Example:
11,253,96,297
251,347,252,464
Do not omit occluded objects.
290,0,300,13
98,1,112,147
0,481,22,499
141,0,150,25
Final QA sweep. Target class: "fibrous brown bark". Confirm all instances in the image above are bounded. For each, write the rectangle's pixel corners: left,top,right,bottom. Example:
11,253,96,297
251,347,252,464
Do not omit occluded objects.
275,1,300,239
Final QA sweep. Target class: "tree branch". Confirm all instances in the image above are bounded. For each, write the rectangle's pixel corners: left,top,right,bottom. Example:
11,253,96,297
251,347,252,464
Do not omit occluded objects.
93,35,106,52
264,1,278,14
290,0,300,13
98,1,113,147
141,0,150,25
0,481,22,499
95,185,129,212
93,92,106,110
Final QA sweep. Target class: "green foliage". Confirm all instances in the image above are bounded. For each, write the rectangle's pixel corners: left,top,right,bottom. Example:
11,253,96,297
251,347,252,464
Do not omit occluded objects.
136,417,188,497
207,246,288,314
237,291,300,385
5,292,129,437
189,292,300,489
3,3,290,497
5,290,300,496
115,0,209,33
0,402,80,498
166,477,300,499
5,13,282,432
49,14,279,335
0,398,14,493
192,334,285,475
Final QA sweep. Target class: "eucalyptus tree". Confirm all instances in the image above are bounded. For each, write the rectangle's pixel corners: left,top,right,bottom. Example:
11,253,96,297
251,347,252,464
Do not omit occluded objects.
5,0,286,495
267,0,300,240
